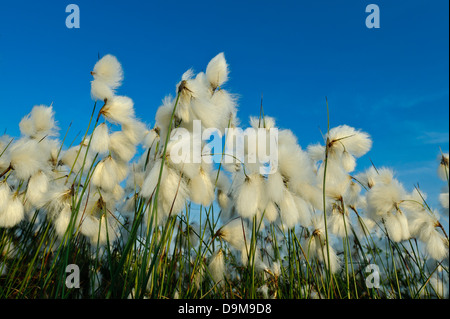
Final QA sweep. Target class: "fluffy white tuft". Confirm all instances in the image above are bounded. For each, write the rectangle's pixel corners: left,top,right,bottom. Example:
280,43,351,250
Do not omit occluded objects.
366,177,406,220
189,168,215,206
439,190,449,215
91,79,115,101
219,218,248,250
437,153,449,181
208,249,226,285
327,125,372,158
26,171,49,207
234,173,263,219
90,123,110,154
92,54,123,89
19,105,58,139
101,96,135,125
140,159,166,198
54,204,72,237
206,52,229,89
109,131,136,162
266,171,285,204
425,231,449,260
0,195,24,228
278,188,299,229
9,138,46,180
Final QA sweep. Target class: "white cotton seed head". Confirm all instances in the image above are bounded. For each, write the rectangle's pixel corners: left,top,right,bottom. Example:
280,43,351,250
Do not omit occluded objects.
191,97,226,130
91,157,122,192
437,153,449,181
384,214,403,242
61,145,93,174
217,190,230,210
181,68,194,81
374,167,395,185
122,120,147,145
354,166,378,189
0,195,24,228
208,249,225,285
91,161,109,191
109,131,136,162
396,211,410,241
266,171,285,204
19,105,57,139
278,131,315,186
366,178,406,219
327,125,372,158
356,216,376,237
249,115,276,130
31,105,57,135
279,189,299,229
142,129,159,149
178,71,209,105
140,160,165,198
304,226,341,274
90,123,110,154
189,169,215,206
26,171,49,207
307,143,325,162
212,169,231,193
166,128,202,179
159,167,188,216
92,54,123,89
0,138,12,173
101,96,135,125
329,209,351,238
321,244,341,274
263,200,278,223
0,182,11,212
18,117,34,138
86,215,118,246
408,209,436,241
426,231,449,260
317,160,351,200
218,218,248,250
155,97,174,136
210,90,238,132
206,52,229,89
234,173,263,219
343,181,362,208
91,79,115,102
439,191,449,215
341,151,356,173
80,215,100,242
54,205,71,237
293,195,312,227
126,169,145,193
9,139,45,180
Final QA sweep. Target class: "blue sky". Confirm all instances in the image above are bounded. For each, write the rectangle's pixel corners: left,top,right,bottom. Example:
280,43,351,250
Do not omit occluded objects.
0,0,448,209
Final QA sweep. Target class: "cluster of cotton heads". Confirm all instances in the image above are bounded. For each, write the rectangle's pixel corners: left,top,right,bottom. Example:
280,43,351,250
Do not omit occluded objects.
0,54,150,249
1,53,448,297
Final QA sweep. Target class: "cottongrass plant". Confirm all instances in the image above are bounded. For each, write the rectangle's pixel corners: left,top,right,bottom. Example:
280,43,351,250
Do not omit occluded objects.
0,53,448,299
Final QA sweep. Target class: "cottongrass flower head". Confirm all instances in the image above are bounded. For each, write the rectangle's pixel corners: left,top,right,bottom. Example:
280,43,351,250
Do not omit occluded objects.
91,54,124,89
90,54,123,101
216,218,249,251
19,105,58,140
438,152,449,182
